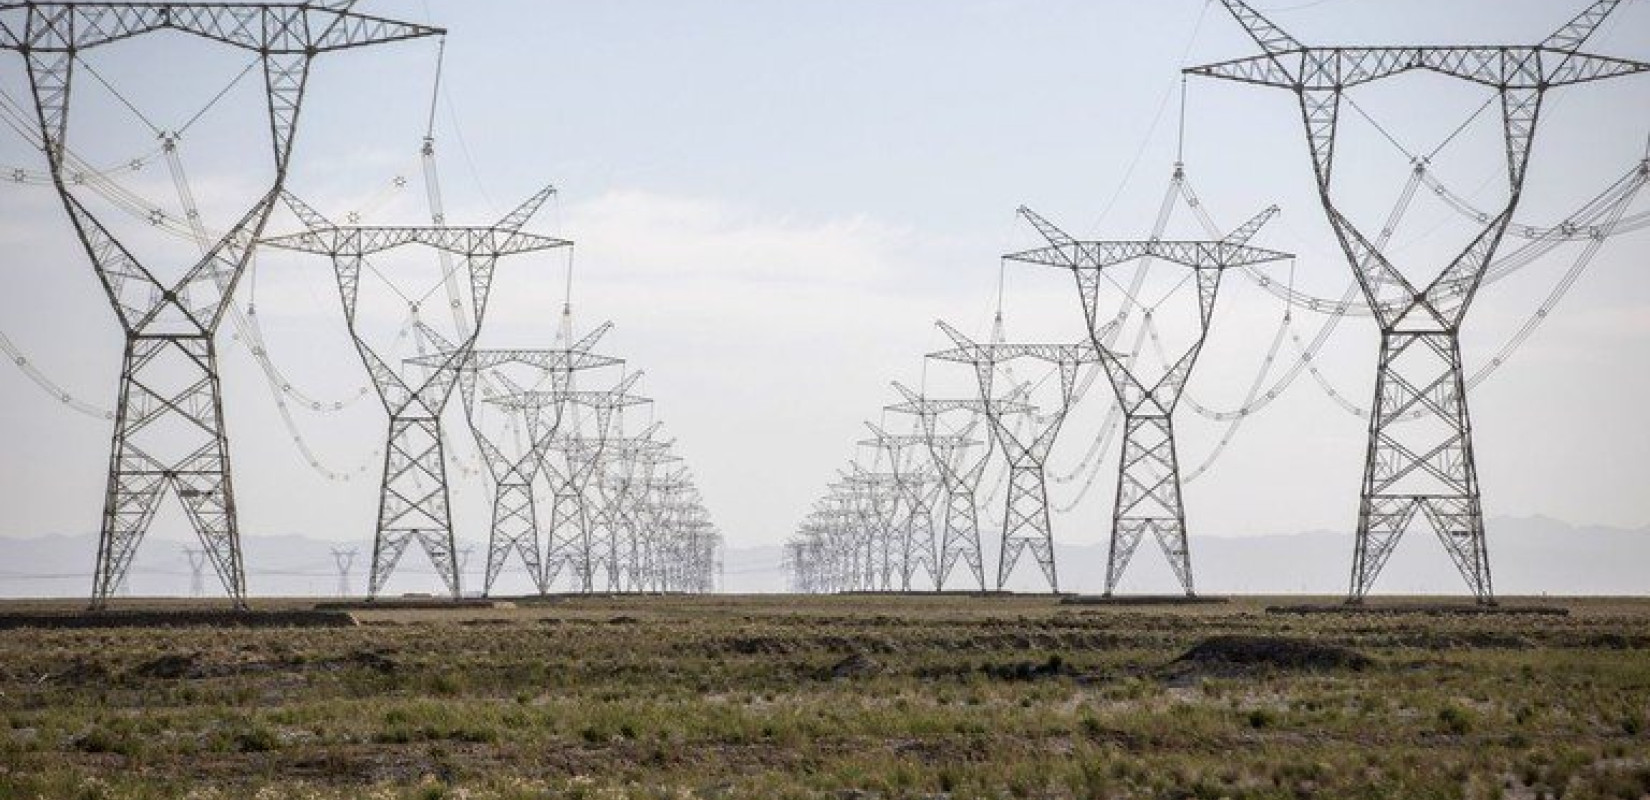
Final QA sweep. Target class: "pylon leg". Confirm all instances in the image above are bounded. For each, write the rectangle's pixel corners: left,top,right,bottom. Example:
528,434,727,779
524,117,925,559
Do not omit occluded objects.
997,464,1058,592
93,336,245,609
1105,415,1194,596
899,499,939,591
1350,329,1491,603
367,417,460,599
543,489,590,592
938,489,986,591
483,481,543,596
585,508,618,592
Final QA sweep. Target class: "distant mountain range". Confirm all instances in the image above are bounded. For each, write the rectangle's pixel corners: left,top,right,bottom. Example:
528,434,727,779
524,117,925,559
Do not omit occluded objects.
0,515,1644,598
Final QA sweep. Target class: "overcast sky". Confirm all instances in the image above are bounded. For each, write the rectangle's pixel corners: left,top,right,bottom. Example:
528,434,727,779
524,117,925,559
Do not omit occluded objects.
1,0,1648,591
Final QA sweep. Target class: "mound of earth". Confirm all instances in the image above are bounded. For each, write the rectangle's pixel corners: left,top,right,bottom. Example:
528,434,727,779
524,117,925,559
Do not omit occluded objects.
133,653,201,680
981,654,1074,682
0,609,357,629
825,653,882,679
1167,635,1371,678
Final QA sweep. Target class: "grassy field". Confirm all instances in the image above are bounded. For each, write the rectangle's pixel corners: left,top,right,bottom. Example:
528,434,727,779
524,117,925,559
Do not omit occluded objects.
1,594,1647,799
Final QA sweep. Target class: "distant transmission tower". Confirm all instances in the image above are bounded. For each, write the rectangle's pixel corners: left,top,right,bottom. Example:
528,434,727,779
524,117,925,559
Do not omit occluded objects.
183,547,208,598
886,382,1021,592
838,464,906,591
262,189,570,600
434,326,622,596
0,4,443,609
330,548,357,598
493,370,649,592
862,422,977,592
1188,0,1650,603
1005,206,1291,596
930,322,1098,592
589,424,674,591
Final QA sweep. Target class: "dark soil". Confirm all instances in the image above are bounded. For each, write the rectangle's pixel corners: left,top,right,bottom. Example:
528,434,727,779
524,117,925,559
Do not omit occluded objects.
1168,635,1372,677
825,653,883,679
1267,603,1569,617
0,609,358,629
980,654,1074,682
1061,595,1231,606
136,653,205,680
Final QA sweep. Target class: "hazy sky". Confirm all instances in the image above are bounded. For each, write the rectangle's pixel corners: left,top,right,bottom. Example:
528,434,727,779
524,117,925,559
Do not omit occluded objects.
1,1,1648,589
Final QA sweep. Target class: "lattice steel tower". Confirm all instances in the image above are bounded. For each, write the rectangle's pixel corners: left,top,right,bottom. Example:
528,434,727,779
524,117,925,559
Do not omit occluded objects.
262,189,570,599
885,383,1006,592
492,370,648,592
930,322,1097,592
429,324,621,596
0,4,443,608
590,423,674,592
834,465,903,592
1006,207,1290,596
1189,0,1650,603
861,422,954,591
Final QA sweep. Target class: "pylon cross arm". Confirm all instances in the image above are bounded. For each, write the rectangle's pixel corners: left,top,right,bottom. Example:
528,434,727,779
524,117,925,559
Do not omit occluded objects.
929,342,1098,366
0,4,445,54
408,349,621,373
1007,240,1291,271
1187,47,1650,92
488,390,649,411
260,227,572,258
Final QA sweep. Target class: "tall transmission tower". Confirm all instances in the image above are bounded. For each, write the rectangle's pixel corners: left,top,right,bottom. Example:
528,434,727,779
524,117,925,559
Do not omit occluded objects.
0,4,443,609
617,461,687,591
800,492,863,592
492,370,649,592
862,422,978,591
929,322,1098,592
1005,206,1291,596
886,382,1023,592
330,547,357,598
631,467,703,591
430,326,623,596
836,464,906,592
590,424,676,591
182,547,208,597
1188,0,1650,603
860,425,937,591
261,189,570,600
572,419,664,591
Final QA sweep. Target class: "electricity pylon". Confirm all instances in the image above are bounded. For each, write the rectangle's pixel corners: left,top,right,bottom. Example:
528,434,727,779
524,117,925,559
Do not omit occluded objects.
558,419,664,591
183,547,208,597
1005,206,1291,596
425,325,622,596
589,426,676,591
1188,0,1650,603
834,465,903,591
886,382,1031,591
0,4,443,609
804,492,863,592
929,322,1098,592
631,467,696,591
491,370,649,592
261,188,570,600
652,481,720,594
814,487,866,591
330,547,357,598
860,423,954,591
